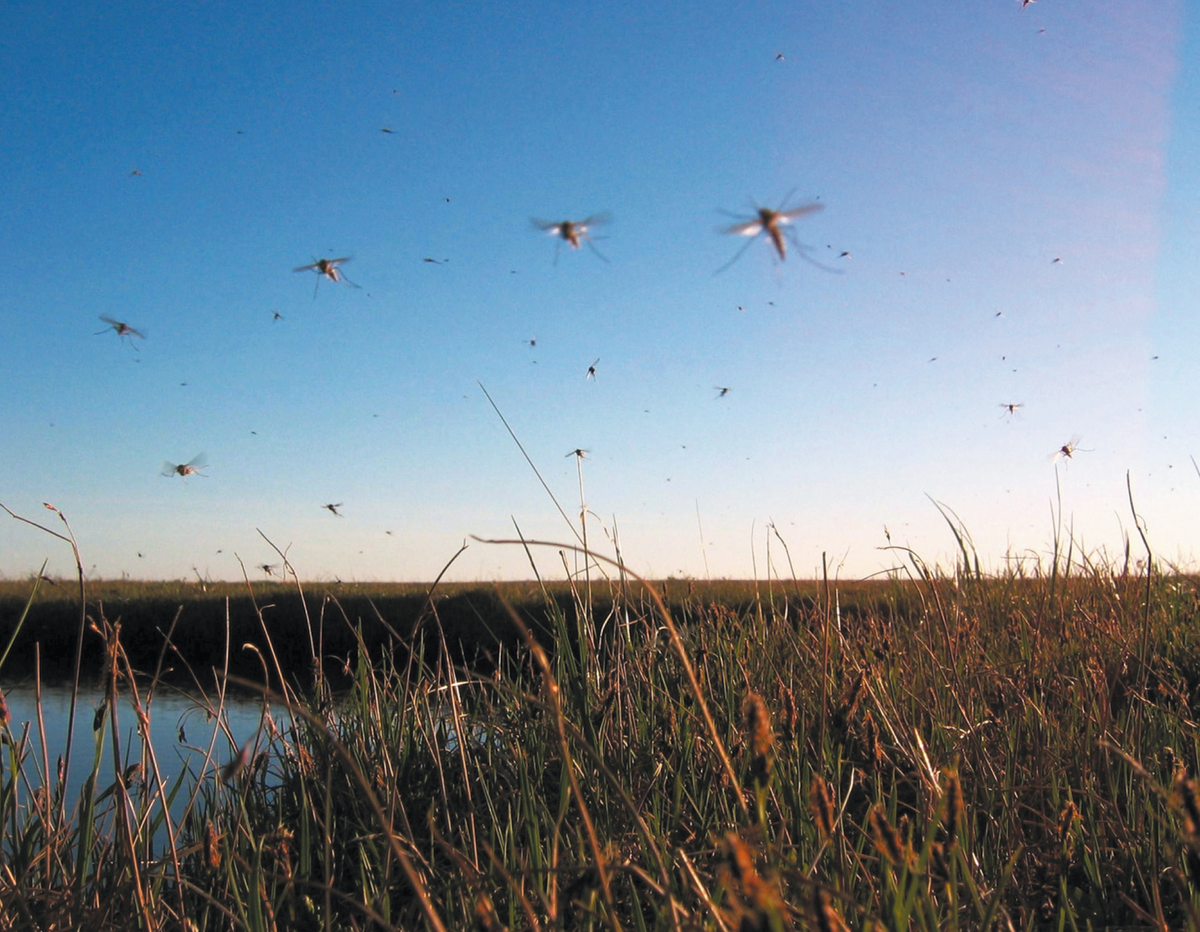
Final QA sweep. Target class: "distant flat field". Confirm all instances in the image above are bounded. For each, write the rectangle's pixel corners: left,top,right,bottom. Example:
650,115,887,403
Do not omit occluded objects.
0,577,856,686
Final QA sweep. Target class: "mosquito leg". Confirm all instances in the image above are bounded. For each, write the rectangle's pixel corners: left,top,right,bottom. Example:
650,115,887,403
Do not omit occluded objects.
585,239,610,264
714,235,760,275
785,229,843,274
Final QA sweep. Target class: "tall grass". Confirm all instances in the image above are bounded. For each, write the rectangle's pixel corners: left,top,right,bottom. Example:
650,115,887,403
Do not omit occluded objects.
5,504,1200,928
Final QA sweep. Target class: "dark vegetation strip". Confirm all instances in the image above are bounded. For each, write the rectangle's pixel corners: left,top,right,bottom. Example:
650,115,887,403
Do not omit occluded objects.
0,579,879,686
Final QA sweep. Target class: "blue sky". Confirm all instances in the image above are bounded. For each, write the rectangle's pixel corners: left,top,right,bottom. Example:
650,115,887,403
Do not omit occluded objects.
1,1,1196,582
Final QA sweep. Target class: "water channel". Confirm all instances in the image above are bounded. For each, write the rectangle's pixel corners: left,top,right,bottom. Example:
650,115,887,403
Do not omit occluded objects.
1,679,268,848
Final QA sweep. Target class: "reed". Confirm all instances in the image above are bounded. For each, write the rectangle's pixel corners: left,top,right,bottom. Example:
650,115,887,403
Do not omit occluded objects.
5,504,1200,927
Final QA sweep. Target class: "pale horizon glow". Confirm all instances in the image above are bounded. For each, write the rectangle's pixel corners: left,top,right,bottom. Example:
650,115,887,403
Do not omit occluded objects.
2,2,1198,583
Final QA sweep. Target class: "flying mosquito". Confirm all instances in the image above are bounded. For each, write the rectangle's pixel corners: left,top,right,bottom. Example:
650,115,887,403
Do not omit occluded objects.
258,563,278,577
531,213,611,263
717,195,837,274
715,386,731,398
999,403,1024,418
322,503,344,516
586,358,600,380
96,316,146,346
1051,436,1088,462
162,454,208,480
293,257,360,298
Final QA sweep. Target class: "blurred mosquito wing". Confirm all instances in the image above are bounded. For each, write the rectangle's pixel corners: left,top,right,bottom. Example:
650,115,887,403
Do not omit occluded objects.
531,214,611,235
777,203,823,223
293,258,351,273
578,212,611,231
720,218,767,237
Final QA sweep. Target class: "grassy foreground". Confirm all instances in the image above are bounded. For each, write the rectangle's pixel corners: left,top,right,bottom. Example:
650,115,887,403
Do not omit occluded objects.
4,545,1200,930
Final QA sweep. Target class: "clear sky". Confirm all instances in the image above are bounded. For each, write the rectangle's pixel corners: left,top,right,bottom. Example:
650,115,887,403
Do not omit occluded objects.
1,1,1197,583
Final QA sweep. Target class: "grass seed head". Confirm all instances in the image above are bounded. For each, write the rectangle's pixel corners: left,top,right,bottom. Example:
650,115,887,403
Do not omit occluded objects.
939,767,963,850
743,691,775,786
809,774,836,842
813,886,849,932
833,670,867,728
718,832,786,932
1058,800,1080,848
781,685,798,740
862,712,883,774
1174,772,1200,836
928,840,949,888
1163,745,1178,777
869,803,909,868
474,892,505,932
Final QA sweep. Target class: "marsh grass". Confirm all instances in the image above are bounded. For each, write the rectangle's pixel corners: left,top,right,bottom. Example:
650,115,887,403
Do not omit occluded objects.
5,506,1200,928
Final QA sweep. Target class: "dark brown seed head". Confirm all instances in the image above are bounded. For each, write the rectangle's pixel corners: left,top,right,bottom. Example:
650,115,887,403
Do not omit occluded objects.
743,691,775,786
724,831,757,884
1175,772,1200,836
940,768,963,850
781,686,798,740
834,670,867,728
813,886,849,932
1059,800,1080,847
809,774,835,842
1163,746,1179,777
720,832,783,930
869,803,908,867
862,712,883,774
928,840,952,895
474,892,505,932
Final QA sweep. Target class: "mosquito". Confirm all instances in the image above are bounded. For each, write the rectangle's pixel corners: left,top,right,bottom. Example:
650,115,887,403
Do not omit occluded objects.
531,213,611,263
96,316,146,347
716,194,838,274
293,257,360,299
162,454,208,480
715,386,731,398
221,740,253,784
322,503,344,516
586,358,600,380
1051,436,1089,463
258,563,278,577
999,403,1024,418
566,448,589,459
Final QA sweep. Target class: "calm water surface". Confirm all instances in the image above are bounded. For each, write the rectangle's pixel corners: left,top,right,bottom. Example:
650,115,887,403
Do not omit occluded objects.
1,679,267,838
